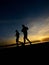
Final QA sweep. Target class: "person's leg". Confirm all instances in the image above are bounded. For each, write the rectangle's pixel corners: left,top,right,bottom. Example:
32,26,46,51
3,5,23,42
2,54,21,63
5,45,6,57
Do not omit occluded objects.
26,38,31,45
16,38,19,46
24,37,25,44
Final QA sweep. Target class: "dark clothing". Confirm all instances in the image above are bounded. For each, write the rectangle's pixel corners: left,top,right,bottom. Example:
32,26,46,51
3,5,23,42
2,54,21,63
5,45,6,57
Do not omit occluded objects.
16,32,19,40
22,26,28,38
15,31,19,45
21,25,31,44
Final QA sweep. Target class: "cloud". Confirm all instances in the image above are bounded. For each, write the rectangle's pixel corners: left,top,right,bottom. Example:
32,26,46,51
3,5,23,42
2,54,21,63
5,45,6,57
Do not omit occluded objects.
42,37,49,42
0,16,49,45
0,37,16,46
28,16,49,37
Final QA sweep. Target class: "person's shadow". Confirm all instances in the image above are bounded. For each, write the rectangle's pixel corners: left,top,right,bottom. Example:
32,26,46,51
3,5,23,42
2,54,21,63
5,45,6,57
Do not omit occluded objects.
20,42,25,47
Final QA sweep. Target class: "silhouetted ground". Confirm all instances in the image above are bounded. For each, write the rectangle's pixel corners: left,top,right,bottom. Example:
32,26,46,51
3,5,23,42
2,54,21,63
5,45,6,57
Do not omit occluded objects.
0,42,49,55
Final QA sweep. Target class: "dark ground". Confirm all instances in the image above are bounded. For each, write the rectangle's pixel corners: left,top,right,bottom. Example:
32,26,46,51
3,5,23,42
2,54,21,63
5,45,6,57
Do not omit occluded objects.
0,42,49,55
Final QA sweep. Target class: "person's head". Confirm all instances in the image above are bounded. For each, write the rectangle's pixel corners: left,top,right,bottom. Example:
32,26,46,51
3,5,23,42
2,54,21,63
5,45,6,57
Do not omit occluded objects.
22,25,25,27
16,30,18,32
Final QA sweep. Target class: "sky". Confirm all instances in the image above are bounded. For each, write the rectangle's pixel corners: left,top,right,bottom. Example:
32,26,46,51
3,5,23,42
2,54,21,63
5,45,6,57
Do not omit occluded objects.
0,0,49,45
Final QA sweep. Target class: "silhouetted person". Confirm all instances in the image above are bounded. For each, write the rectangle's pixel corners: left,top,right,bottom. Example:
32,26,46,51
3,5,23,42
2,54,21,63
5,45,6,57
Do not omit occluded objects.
21,25,31,45
15,30,20,46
